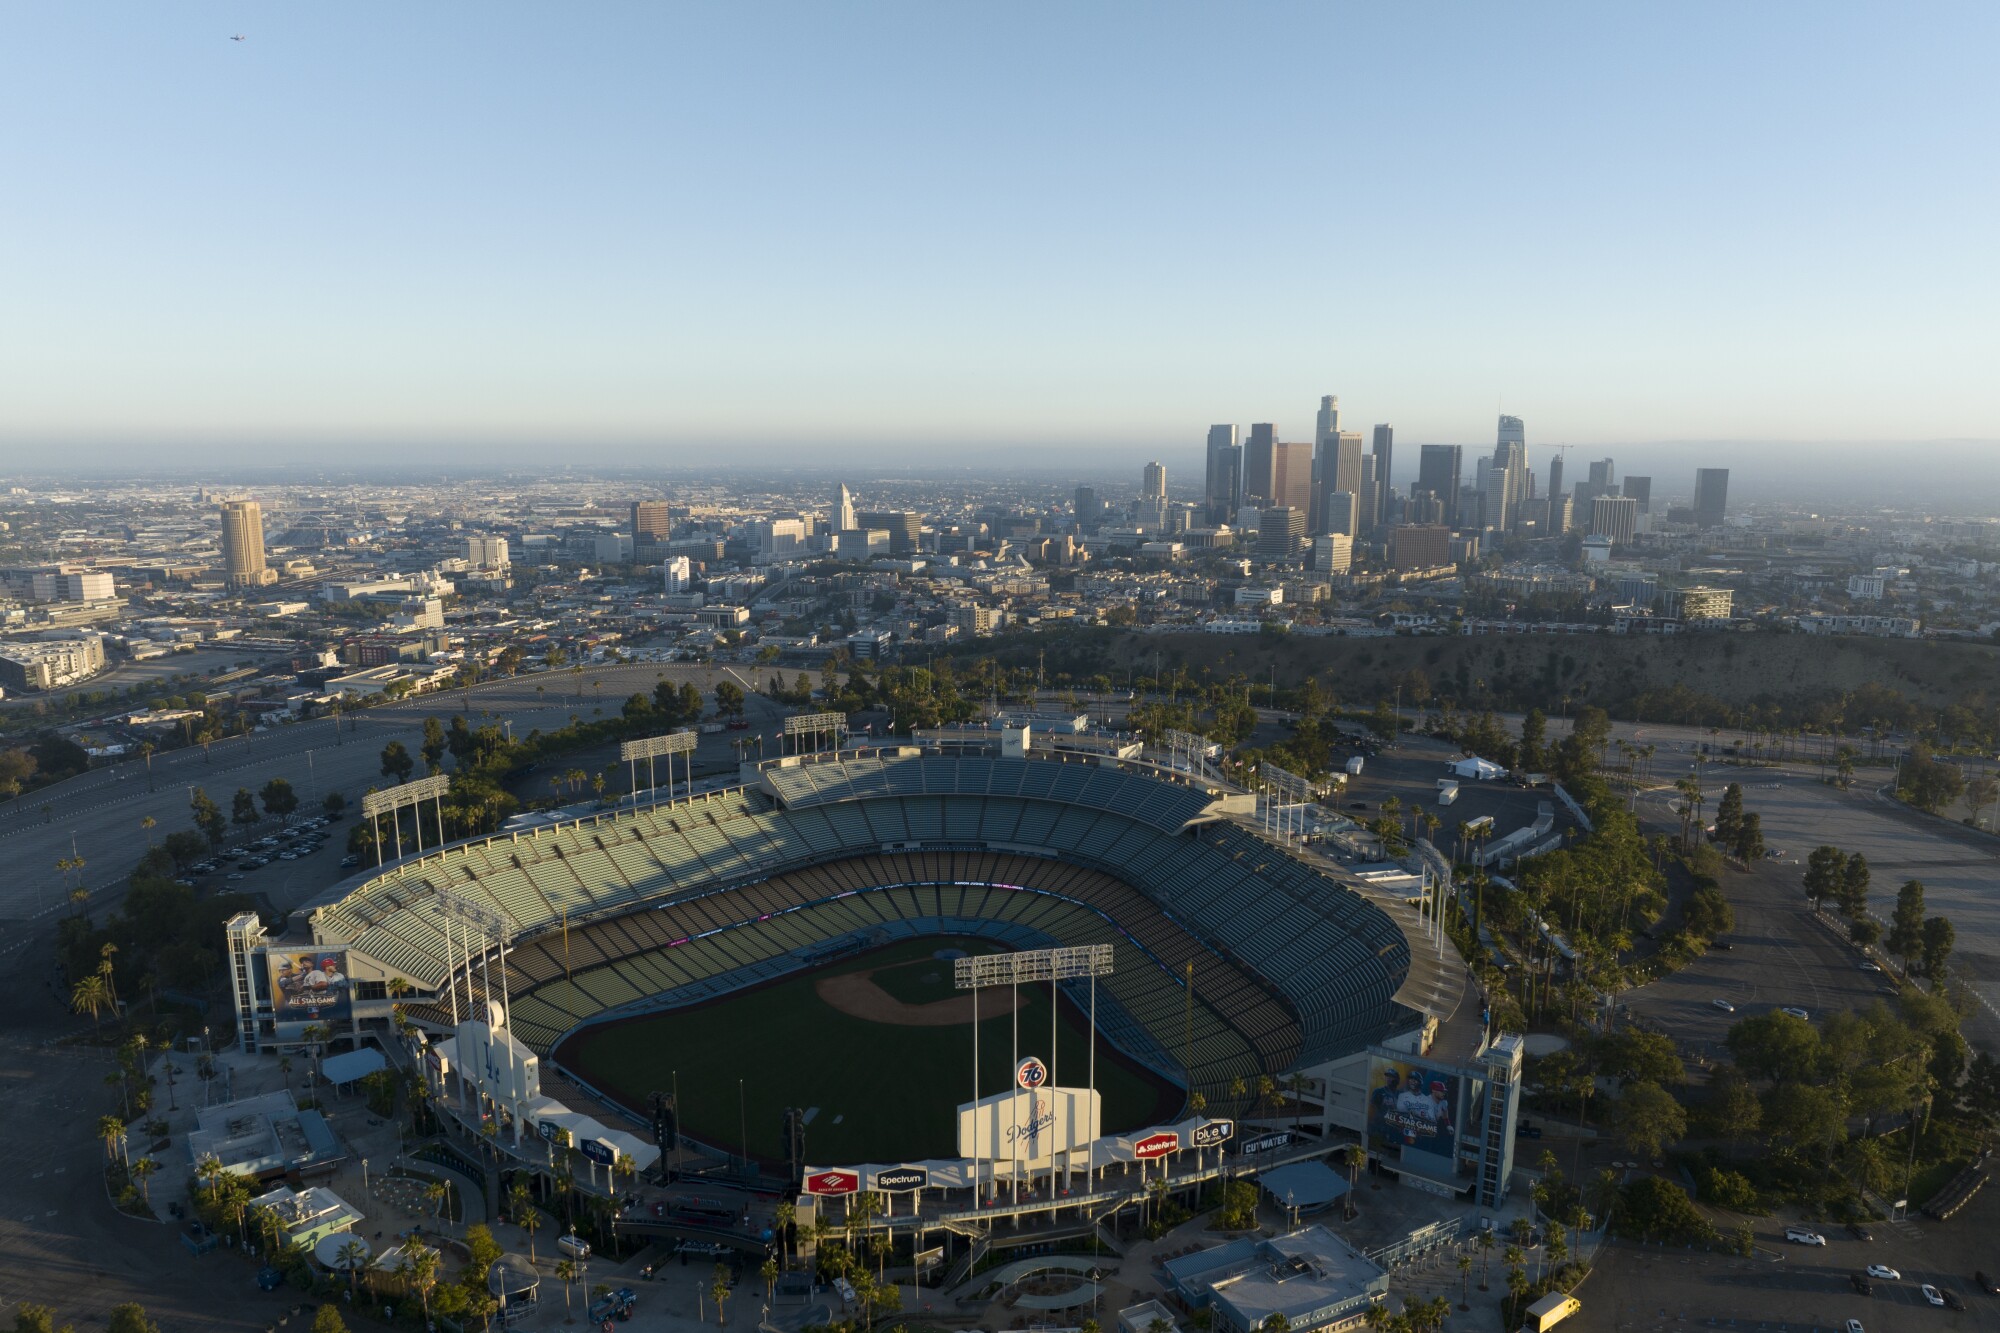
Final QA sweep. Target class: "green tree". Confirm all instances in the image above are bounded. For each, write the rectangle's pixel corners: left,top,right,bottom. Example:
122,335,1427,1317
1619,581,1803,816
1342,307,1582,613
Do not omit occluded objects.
1886,879,1927,970
105,1308,158,1333
1921,915,1956,983
188,786,226,849
1839,852,1872,919
1701,1066,1762,1145
1727,1011,1821,1083
421,716,448,774
12,1303,73,1333
1609,1080,1686,1158
715,681,746,716
1733,811,1764,861
1712,783,1745,847
1761,1082,1847,1154
260,777,298,824
380,740,415,784
310,1305,348,1333
1597,1029,1686,1085
1801,845,1844,914
1517,708,1548,774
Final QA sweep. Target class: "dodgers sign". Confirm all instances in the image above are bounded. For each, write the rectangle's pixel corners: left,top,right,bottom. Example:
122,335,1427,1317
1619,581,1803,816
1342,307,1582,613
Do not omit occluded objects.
1015,1056,1048,1090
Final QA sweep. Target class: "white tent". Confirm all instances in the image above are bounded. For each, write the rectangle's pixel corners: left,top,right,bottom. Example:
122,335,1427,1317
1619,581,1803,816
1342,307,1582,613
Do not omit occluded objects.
1449,756,1507,781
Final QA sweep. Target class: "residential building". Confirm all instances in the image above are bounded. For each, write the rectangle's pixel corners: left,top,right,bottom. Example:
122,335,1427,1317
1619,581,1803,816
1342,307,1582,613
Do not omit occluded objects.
1591,494,1639,545
1674,585,1734,620
663,556,692,594
0,637,106,691
30,569,115,602
221,498,277,589
1694,468,1730,528
1847,573,1885,599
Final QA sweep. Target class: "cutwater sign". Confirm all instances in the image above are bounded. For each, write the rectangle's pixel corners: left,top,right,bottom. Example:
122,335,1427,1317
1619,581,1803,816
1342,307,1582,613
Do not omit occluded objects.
1015,1056,1048,1090
1238,1130,1293,1156
874,1166,928,1192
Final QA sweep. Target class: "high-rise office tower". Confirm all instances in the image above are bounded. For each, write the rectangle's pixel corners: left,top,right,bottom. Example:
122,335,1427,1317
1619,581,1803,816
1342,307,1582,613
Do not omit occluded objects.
1587,458,1615,488
1322,490,1359,536
1204,425,1241,524
631,500,672,543
1388,524,1453,572
1141,461,1166,501
1592,494,1639,545
1693,469,1730,528
220,498,274,589
1622,476,1652,513
1243,424,1278,503
1481,459,1513,533
1415,445,1463,526
1491,416,1528,531
835,484,857,532
1357,455,1380,533
1548,454,1564,508
1371,424,1394,522
1271,441,1314,515
1256,506,1305,561
1315,431,1362,532
1314,395,1341,448
858,510,921,554
1073,486,1098,529
465,535,510,570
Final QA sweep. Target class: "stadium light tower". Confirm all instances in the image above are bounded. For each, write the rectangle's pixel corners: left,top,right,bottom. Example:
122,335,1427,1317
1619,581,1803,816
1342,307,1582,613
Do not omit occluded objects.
782,711,848,757
620,729,698,806
362,774,451,866
953,945,1112,1202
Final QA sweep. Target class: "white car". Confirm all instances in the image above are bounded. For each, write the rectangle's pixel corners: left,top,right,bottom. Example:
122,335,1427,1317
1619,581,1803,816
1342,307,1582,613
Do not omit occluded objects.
1865,1264,1900,1280
1921,1284,1945,1306
1844,1321,1864,1333
1712,999,1736,1013
1860,962,1883,972
556,1233,590,1259
1784,1226,1826,1246
1781,1006,1810,1020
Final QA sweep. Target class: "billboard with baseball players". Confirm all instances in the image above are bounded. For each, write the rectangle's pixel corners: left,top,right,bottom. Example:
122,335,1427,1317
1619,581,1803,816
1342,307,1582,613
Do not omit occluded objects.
1366,1056,1462,1180
266,948,354,1029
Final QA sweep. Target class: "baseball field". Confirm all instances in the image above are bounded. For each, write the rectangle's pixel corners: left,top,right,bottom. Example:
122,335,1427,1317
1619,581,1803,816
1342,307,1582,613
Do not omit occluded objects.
556,936,1181,1165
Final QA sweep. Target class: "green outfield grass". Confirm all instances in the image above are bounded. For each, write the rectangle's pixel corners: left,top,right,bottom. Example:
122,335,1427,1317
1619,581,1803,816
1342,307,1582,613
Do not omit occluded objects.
557,935,1180,1165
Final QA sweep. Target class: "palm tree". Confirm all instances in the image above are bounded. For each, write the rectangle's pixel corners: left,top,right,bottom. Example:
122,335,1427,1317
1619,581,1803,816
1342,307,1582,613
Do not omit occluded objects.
555,1259,579,1317
711,1265,732,1326
337,1237,369,1295
98,943,121,1015
1456,1253,1473,1309
98,1115,127,1165
409,1247,440,1323
1342,1144,1365,1219
71,973,111,1027
1476,1229,1495,1290
141,815,157,846
425,1180,449,1220
130,1156,158,1205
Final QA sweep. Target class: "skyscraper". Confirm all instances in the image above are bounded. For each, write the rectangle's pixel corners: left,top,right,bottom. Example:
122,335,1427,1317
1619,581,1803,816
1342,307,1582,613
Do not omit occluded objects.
1271,441,1314,515
1314,395,1341,449
1073,486,1099,530
1243,424,1278,503
1693,469,1730,529
1415,445,1463,525
1621,476,1652,513
1491,416,1528,530
1357,455,1380,533
631,500,672,543
1371,424,1394,522
1587,458,1615,488
835,483,857,532
1204,425,1241,524
1141,461,1166,501
1322,490,1359,536
1315,431,1362,533
1547,454,1565,508
220,498,274,589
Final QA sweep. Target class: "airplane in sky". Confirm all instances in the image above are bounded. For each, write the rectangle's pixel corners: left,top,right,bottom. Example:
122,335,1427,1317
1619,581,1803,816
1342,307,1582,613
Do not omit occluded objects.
230,34,247,42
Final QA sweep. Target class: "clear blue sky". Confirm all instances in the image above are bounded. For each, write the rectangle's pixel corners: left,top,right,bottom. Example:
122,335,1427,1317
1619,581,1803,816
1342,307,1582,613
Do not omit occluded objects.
3,2,1997,478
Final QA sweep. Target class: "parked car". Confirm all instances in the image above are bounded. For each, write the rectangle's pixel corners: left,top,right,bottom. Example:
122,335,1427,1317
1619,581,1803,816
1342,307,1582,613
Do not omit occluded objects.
340,854,360,868
1850,1272,1873,1295
557,1234,590,1259
1921,1285,1945,1307
1865,1264,1900,1281
1846,1223,1872,1241
1844,1321,1865,1333
1943,1289,1965,1311
1712,999,1737,1013
1781,1006,1810,1020
1784,1226,1826,1246
1977,1270,1998,1294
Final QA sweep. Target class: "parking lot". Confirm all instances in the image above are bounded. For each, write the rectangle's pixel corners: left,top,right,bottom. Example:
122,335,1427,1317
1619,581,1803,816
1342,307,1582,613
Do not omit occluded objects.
1330,732,1573,855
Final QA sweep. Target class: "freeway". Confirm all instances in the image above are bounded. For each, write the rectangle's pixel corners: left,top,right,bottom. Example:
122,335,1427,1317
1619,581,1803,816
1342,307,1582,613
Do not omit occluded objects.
0,661,798,926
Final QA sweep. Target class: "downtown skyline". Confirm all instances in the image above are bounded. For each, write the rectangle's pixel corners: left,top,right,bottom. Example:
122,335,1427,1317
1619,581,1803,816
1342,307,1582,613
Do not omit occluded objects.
1,2,1997,483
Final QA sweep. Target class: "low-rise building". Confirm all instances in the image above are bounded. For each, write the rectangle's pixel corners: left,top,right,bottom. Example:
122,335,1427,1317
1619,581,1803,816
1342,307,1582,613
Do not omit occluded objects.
1163,1226,1388,1333
0,636,106,691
